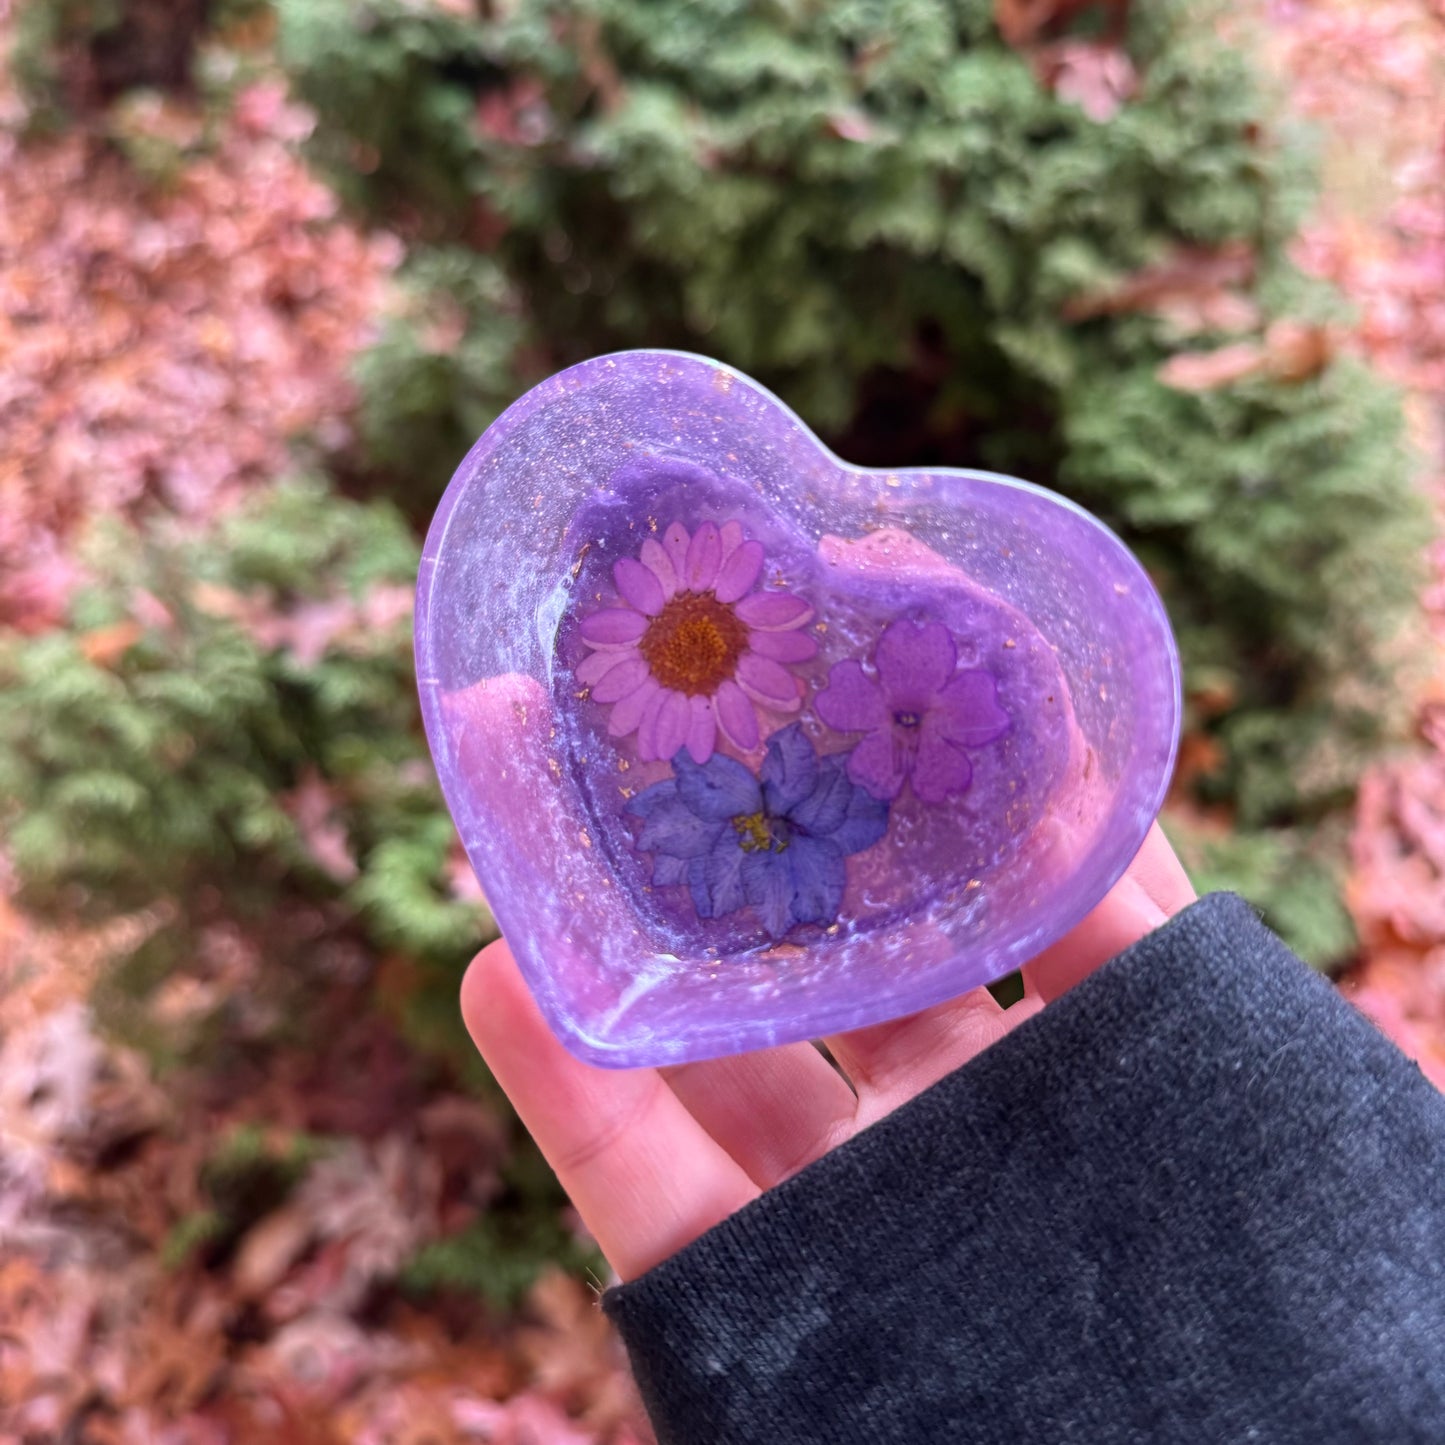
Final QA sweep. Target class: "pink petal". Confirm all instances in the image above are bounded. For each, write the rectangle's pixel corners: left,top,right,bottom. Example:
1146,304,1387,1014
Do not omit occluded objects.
685,695,717,764
684,521,722,592
592,654,652,703
735,591,813,630
713,539,764,604
912,729,973,803
636,687,673,761
737,652,801,709
846,729,905,801
608,678,661,738
576,646,638,687
874,620,957,703
814,658,888,732
713,679,759,751
746,628,818,664
579,608,647,648
934,672,1010,748
640,538,678,601
614,557,665,616
651,689,693,761
663,522,691,576
719,520,744,560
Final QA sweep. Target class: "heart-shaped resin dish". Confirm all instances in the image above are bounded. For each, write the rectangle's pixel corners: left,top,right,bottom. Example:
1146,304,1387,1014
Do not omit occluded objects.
416,351,1180,1067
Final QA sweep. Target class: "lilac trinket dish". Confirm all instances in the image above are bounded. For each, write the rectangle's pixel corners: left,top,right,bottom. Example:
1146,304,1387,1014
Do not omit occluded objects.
416,350,1180,1068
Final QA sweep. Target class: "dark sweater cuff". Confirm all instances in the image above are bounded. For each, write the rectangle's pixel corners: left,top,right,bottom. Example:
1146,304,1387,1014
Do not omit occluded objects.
603,892,1445,1445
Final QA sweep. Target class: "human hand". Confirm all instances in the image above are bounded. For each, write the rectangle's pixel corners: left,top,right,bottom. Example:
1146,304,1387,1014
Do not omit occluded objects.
462,824,1195,1282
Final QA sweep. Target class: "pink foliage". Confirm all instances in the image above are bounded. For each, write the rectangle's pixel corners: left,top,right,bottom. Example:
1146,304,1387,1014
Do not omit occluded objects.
1271,0,1445,395
1158,321,1334,392
1348,963,1445,1092
1350,743,1445,950
1034,41,1138,123
0,78,400,631
0,978,652,1444
239,582,416,667
451,1393,601,1444
284,769,359,883
1269,0,1445,1083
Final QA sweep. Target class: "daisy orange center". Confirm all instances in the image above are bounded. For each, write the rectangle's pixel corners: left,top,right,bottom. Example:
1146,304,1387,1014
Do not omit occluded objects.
640,592,748,696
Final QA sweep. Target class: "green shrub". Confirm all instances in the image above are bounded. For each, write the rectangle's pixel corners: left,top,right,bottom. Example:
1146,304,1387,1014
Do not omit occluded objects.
277,0,1426,959
0,481,492,1063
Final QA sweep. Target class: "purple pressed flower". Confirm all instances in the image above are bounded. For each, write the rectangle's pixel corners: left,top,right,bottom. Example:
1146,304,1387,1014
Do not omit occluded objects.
575,521,818,763
626,724,889,936
815,620,1010,803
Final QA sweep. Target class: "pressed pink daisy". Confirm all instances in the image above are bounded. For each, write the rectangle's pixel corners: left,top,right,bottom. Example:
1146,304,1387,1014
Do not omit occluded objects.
575,520,817,763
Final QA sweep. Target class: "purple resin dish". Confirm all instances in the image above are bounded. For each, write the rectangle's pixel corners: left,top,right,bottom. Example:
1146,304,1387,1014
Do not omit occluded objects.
415,350,1181,1068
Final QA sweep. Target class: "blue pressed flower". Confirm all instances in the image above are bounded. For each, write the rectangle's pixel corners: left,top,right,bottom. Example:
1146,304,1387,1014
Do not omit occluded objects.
628,724,889,936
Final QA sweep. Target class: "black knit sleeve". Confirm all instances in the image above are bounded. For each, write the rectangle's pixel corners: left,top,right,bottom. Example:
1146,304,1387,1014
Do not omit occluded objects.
603,893,1445,1445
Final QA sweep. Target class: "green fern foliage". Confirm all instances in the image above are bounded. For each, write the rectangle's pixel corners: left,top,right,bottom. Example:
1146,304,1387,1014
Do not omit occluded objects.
0,482,492,1058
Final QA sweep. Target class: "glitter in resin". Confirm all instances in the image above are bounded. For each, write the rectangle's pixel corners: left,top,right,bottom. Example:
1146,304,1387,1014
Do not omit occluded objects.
414,351,1181,1067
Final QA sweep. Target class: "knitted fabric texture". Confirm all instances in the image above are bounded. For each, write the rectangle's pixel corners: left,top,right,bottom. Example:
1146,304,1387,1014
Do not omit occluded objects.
604,893,1445,1443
